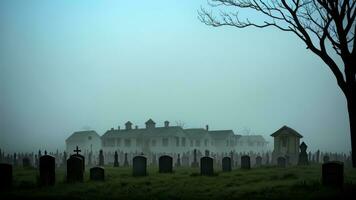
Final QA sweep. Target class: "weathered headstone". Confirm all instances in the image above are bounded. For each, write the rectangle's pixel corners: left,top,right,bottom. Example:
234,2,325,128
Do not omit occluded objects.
67,156,84,182
39,155,56,186
241,155,251,169
61,151,67,168
222,157,231,172
255,156,262,167
13,153,17,167
322,161,343,187
298,142,309,165
175,154,181,167
277,156,286,168
132,156,147,176
191,149,199,168
123,153,129,167
99,149,104,166
23,157,31,168
200,156,214,176
88,151,92,166
323,155,330,163
72,146,85,171
90,167,105,181
159,155,173,173
0,163,12,189
114,151,119,167
316,150,320,163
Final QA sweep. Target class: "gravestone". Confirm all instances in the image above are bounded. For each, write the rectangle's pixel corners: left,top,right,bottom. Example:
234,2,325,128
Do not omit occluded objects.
72,146,85,171
90,167,105,181
13,153,17,167
298,142,309,165
322,161,343,187
222,157,231,172
99,150,104,166
23,157,31,168
67,156,84,182
277,157,286,168
88,151,92,166
39,155,56,186
241,155,251,169
123,153,129,167
0,163,12,189
114,151,119,167
191,149,199,168
255,156,262,167
323,155,330,163
200,157,214,176
316,150,320,163
176,154,181,167
62,151,67,168
132,156,147,176
230,151,234,168
265,153,270,165
159,155,173,173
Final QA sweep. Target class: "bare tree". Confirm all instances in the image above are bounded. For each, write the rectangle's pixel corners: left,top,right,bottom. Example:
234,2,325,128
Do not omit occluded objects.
199,0,355,167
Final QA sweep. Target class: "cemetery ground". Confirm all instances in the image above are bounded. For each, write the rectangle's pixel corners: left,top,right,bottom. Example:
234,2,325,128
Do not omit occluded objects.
3,164,356,200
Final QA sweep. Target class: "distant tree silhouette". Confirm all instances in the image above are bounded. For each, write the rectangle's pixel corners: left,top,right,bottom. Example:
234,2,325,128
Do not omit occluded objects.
199,0,356,167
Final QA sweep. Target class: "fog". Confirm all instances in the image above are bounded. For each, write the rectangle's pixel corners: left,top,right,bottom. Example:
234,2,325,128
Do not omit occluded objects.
0,0,350,154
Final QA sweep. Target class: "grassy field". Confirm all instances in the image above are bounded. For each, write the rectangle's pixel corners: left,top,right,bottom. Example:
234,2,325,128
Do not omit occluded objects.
3,164,356,200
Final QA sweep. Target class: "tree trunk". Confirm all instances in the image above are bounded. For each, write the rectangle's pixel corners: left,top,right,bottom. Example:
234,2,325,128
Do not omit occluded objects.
347,92,356,168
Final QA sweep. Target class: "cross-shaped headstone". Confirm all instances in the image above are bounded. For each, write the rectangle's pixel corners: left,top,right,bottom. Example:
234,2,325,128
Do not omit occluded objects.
74,146,81,155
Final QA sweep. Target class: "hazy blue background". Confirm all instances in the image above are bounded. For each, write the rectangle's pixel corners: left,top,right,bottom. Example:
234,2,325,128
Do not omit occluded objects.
0,0,350,153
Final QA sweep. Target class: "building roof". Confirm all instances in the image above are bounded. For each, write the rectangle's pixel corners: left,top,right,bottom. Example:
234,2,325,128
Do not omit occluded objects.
208,130,234,139
270,126,303,138
238,135,268,143
66,130,100,142
145,119,156,125
102,126,185,138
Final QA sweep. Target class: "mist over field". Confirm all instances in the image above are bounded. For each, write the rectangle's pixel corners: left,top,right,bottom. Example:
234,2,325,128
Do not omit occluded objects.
0,0,350,153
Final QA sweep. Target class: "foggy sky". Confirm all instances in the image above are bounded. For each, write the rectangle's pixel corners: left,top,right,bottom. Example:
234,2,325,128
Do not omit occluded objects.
0,0,350,153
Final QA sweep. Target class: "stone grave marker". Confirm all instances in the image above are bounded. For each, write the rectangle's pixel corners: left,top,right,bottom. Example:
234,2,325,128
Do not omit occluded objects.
200,156,214,176
67,156,84,183
0,163,12,189
298,142,309,165
114,151,119,167
322,161,343,187
90,167,105,181
191,149,199,168
277,157,286,168
159,155,173,173
39,155,56,186
123,153,129,167
133,156,147,176
241,155,251,169
176,154,181,167
222,157,231,172
99,149,104,166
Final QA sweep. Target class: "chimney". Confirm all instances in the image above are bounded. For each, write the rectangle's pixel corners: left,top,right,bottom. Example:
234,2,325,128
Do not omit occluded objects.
206,125,209,131
164,121,169,128
125,121,132,130
145,119,156,129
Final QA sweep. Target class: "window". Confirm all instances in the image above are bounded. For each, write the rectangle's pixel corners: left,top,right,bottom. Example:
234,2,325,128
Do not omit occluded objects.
181,138,186,147
152,140,156,147
204,139,208,147
162,138,168,147
175,137,180,146
116,138,121,146
282,137,287,147
125,139,131,147
106,139,115,147
88,136,92,140
195,140,200,147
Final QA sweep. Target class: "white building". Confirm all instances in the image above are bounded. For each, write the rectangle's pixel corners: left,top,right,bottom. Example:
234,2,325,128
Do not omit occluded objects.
66,119,269,154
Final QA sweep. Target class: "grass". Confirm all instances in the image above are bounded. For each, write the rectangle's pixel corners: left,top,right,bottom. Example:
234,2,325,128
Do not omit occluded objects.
2,164,356,200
